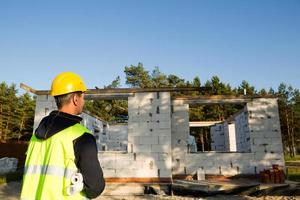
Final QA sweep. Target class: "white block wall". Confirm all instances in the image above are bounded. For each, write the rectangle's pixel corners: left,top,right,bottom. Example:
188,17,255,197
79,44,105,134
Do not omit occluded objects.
210,124,226,151
185,152,256,175
81,112,107,151
210,122,236,152
124,92,172,178
247,98,285,169
171,100,189,174
106,125,128,151
182,98,284,177
33,95,56,131
234,107,251,152
99,151,172,178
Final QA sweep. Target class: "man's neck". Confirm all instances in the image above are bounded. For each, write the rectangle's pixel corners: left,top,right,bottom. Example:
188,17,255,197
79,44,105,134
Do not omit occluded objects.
59,107,77,115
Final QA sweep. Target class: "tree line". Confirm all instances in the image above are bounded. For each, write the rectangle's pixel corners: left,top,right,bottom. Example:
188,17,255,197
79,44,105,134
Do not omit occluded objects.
88,63,300,157
0,82,35,141
0,63,299,156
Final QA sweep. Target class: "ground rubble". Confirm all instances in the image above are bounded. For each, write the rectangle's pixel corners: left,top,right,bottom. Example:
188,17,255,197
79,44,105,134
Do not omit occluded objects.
0,181,299,200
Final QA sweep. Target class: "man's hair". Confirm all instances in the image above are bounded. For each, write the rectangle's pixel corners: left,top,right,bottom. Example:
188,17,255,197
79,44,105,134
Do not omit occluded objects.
54,92,83,109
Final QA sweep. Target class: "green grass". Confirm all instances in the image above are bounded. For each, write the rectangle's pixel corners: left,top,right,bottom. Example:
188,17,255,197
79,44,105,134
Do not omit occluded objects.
284,154,300,161
285,154,300,182
0,176,6,185
286,166,300,182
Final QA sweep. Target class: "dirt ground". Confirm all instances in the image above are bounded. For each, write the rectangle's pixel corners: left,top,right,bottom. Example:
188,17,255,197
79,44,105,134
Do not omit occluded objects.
0,181,299,200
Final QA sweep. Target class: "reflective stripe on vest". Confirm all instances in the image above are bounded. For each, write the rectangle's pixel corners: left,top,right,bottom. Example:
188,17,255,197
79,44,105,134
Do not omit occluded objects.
24,165,76,179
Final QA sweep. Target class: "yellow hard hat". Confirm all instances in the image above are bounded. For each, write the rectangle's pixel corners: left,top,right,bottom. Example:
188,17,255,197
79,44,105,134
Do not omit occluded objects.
50,72,87,96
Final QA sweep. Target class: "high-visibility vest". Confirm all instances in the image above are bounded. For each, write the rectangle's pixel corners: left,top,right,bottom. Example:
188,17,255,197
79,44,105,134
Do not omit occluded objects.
20,123,91,200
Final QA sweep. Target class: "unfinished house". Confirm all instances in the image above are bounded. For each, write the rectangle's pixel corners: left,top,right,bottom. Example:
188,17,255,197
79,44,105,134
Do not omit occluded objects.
21,84,285,183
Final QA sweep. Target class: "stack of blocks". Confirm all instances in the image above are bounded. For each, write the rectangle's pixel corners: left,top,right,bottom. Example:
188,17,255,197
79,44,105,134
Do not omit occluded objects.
123,92,172,179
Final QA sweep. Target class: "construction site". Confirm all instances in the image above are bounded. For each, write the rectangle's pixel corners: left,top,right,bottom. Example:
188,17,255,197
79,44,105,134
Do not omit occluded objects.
0,83,294,199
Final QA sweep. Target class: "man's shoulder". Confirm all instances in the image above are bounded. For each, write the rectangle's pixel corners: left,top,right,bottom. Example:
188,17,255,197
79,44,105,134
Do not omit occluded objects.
74,132,97,153
75,132,96,144
74,133,97,157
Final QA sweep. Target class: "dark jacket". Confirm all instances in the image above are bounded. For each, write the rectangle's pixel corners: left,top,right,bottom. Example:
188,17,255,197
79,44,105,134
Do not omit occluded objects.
35,110,105,199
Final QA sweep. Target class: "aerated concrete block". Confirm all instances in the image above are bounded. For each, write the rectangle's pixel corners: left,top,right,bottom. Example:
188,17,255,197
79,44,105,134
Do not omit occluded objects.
159,104,171,114
159,136,171,145
185,166,197,175
99,156,115,169
135,92,157,99
158,169,171,177
152,113,170,122
158,153,169,161
156,160,172,169
156,129,171,136
134,168,158,178
115,168,141,178
253,152,283,160
204,166,221,175
139,152,159,161
128,136,139,145
115,160,142,170
159,92,170,99
151,144,170,153
237,165,257,174
158,121,171,129
102,169,116,177
219,166,238,176
36,95,54,102
132,144,152,152
139,136,159,145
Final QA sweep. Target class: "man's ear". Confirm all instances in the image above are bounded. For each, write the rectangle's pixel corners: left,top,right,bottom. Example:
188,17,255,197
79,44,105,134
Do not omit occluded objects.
72,94,78,106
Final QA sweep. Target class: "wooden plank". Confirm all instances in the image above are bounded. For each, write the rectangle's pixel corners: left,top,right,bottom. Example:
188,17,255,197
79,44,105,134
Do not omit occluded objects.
84,93,134,100
87,87,204,94
172,179,260,195
20,83,37,94
20,82,205,95
172,95,277,105
104,177,172,183
189,121,223,127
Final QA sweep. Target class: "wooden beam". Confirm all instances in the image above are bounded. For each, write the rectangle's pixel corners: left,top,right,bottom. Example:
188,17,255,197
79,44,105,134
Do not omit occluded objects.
186,98,250,105
20,83,37,94
189,121,223,127
20,83,205,95
84,93,134,100
172,95,277,105
104,177,172,183
87,87,204,94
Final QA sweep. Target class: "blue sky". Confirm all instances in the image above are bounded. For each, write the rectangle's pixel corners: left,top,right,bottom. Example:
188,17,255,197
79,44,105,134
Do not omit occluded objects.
0,0,299,93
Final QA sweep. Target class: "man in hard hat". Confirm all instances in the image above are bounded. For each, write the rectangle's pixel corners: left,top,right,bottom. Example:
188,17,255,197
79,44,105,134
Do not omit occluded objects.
21,72,105,200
